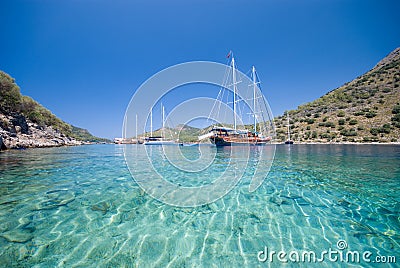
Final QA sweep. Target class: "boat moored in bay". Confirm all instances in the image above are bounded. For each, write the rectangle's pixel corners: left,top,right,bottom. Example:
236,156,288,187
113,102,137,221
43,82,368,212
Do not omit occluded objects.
199,53,273,146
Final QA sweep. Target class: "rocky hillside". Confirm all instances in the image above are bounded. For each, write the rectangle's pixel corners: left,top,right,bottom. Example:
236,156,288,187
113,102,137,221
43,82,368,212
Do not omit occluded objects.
274,47,400,143
0,71,108,149
138,124,203,143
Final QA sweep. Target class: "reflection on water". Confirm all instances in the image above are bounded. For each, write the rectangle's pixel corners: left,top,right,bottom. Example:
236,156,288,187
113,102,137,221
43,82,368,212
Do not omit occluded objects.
0,144,399,267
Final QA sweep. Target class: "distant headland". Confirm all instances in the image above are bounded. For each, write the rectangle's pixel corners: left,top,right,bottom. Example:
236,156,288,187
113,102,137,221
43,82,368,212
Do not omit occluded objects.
0,71,109,150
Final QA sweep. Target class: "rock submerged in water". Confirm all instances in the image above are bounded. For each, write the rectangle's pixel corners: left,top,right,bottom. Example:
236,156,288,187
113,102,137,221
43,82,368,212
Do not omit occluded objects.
91,201,111,215
34,189,76,210
2,229,33,243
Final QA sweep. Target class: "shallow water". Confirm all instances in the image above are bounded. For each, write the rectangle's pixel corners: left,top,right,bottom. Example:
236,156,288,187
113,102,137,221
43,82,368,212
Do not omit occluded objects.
0,144,399,267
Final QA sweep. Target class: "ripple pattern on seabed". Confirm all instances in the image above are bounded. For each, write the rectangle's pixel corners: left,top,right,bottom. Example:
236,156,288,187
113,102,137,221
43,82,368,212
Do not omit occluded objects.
0,144,399,267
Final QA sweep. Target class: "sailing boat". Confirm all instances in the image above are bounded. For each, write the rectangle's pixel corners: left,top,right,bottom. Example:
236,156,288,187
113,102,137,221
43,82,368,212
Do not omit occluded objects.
144,104,176,145
202,54,271,146
284,112,294,144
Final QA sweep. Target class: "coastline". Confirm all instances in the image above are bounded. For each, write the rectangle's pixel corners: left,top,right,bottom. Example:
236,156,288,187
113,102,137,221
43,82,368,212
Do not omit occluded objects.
0,113,108,151
0,140,400,152
273,141,400,145
0,140,105,151
0,121,83,150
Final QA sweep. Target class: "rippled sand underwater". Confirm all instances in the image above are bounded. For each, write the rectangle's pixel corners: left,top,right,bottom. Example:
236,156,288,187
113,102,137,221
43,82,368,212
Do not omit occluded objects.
0,144,399,267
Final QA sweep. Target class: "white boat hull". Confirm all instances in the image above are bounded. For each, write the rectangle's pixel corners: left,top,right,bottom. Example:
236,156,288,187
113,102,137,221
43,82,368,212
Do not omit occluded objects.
144,140,177,145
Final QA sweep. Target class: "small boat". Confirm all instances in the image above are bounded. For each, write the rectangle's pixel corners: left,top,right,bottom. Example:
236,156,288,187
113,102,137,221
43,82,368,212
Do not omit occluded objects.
179,142,200,147
144,104,176,145
144,136,176,145
114,138,141,144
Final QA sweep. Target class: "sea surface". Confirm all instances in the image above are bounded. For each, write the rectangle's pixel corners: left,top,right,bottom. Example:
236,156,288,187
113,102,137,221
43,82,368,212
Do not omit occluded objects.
0,144,399,267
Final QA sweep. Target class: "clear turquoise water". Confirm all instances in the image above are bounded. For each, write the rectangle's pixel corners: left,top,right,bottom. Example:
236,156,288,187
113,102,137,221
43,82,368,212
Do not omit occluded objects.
0,144,399,267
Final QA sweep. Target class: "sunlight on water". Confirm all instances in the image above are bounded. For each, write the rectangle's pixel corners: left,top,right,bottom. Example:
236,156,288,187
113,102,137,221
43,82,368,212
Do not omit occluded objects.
0,144,399,267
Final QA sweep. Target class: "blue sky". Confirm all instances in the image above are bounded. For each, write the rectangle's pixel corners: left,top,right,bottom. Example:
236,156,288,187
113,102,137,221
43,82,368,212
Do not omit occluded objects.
1,0,399,139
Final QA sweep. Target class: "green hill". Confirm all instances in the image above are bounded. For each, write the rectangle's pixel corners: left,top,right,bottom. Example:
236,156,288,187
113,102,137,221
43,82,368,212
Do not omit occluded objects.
138,124,203,143
274,47,400,143
70,126,109,143
0,70,108,148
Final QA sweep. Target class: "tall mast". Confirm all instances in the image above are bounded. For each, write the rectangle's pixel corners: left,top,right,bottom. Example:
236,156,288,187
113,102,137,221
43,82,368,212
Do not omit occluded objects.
287,112,291,141
150,108,153,137
232,56,237,131
252,66,257,133
123,114,127,138
162,104,165,137
135,114,138,139
162,105,165,129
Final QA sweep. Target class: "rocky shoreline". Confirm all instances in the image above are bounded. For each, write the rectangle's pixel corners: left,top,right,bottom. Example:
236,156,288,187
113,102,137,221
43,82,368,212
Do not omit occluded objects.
0,113,83,150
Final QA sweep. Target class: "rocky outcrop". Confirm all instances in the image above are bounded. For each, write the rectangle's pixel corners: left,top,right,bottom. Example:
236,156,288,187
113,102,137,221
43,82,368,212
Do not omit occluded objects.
0,135,6,150
0,113,82,149
0,70,107,148
11,114,29,134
